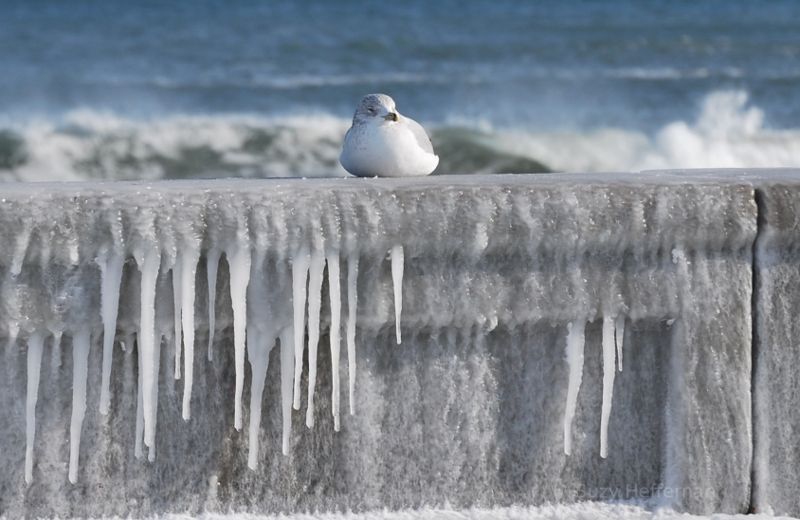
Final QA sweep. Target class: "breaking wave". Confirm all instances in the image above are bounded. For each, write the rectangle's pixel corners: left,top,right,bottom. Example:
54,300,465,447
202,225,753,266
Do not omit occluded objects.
508,90,800,172
0,90,798,182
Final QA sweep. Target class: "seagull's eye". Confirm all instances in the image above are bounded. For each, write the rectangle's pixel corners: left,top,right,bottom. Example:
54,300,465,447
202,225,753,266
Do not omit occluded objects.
367,107,377,115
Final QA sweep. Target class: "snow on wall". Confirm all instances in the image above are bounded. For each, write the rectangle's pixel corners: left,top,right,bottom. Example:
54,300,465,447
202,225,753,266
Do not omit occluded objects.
0,174,757,517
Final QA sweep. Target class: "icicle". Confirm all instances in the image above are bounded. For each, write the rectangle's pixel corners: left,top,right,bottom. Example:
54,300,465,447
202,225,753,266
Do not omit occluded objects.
69,328,91,483
138,247,161,448
148,334,162,462
292,250,310,410
327,253,342,431
615,314,625,372
305,251,325,428
181,250,199,420
8,323,19,349
600,316,616,459
280,326,294,455
25,332,44,484
172,257,183,380
563,321,585,456
229,244,252,431
98,253,124,415
134,333,144,460
10,226,31,276
391,244,404,344
39,232,51,269
206,248,221,361
51,331,62,370
346,254,359,415
247,330,272,470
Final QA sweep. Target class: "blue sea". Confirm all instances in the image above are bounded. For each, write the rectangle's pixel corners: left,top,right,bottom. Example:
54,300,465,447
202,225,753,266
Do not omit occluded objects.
1,0,799,180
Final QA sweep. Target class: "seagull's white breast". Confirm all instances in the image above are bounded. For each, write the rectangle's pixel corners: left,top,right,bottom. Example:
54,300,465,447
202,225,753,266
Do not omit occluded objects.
340,117,439,177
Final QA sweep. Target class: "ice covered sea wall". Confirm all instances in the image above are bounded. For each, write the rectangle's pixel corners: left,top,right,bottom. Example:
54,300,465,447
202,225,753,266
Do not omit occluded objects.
0,171,795,517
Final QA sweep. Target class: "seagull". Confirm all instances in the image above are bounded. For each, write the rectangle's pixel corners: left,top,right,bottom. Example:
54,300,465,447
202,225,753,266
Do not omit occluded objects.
340,93,439,177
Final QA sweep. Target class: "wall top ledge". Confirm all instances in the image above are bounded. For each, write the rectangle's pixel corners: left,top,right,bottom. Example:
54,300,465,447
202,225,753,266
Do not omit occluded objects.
1,168,800,195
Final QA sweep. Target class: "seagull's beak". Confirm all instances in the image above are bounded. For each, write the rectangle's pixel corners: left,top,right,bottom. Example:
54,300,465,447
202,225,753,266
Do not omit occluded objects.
384,112,398,122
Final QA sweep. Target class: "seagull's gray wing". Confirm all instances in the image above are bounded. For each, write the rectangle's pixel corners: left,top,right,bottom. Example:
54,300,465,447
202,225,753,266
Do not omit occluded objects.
404,116,435,155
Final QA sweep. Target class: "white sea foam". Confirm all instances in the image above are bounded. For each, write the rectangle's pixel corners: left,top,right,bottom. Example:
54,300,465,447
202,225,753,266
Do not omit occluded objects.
499,90,800,172
0,91,797,182
0,111,352,182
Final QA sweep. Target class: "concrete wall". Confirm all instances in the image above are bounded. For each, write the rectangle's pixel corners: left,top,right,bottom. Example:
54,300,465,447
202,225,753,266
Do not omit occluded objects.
0,171,797,516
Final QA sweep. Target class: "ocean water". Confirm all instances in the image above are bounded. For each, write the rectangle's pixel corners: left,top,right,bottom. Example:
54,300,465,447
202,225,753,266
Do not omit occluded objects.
1,0,800,181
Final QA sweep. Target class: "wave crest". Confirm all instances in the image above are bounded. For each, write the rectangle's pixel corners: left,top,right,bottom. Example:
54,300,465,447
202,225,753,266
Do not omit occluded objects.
0,91,798,182
477,90,800,172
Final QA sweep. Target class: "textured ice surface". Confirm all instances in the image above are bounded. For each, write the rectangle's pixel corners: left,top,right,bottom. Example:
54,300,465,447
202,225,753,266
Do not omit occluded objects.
752,180,800,516
151,503,791,520
0,173,759,517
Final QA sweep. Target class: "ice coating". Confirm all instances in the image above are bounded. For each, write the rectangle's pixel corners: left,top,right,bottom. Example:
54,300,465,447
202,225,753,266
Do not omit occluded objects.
391,245,404,344
180,249,199,420
24,332,44,483
327,253,342,431
615,315,626,372
279,326,294,456
11,226,32,277
346,254,359,415
172,259,183,380
600,316,616,459
305,250,325,428
206,248,221,361
98,254,124,414
148,331,162,463
69,327,91,483
245,246,270,468
51,331,62,371
229,242,251,431
292,250,310,411
0,173,759,516
134,333,144,460
247,326,272,470
563,321,585,456
138,247,161,449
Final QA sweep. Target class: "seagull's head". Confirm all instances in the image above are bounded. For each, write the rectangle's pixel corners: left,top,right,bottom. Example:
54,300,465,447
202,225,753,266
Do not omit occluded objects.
353,93,399,125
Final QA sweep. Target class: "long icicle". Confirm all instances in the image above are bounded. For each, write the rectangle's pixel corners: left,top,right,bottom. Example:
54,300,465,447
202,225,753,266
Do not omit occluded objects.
172,256,183,380
563,321,585,456
206,248,221,361
229,244,251,431
134,332,144,460
181,249,199,420
600,315,616,459
305,251,325,428
280,326,294,455
69,327,91,483
139,247,161,448
98,254,124,415
346,254,359,415
148,334,162,462
391,245,404,345
247,330,272,469
292,250,310,410
615,314,626,372
327,253,342,431
25,332,44,483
